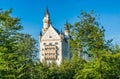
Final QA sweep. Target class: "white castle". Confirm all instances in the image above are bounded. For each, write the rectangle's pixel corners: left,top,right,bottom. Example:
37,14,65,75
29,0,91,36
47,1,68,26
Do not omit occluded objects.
39,7,70,65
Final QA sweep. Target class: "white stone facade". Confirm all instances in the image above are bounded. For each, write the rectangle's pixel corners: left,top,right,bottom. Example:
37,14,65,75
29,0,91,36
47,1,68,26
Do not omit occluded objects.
39,8,70,65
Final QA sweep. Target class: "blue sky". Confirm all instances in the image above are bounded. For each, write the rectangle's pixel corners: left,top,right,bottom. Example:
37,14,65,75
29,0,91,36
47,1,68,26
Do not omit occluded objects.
0,0,120,45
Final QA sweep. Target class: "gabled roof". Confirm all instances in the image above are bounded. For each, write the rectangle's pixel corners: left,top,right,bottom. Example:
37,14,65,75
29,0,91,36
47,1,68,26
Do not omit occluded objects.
41,25,61,40
53,27,60,34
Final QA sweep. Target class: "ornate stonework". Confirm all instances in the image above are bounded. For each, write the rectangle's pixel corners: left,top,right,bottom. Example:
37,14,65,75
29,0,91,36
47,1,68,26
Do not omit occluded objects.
39,8,70,65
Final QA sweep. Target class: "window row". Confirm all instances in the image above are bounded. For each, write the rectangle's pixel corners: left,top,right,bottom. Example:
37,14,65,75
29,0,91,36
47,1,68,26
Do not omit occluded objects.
43,42,58,45
45,53,56,55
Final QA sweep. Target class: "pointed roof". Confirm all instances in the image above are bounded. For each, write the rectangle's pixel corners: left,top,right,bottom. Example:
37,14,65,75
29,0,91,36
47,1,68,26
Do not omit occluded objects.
43,7,61,35
41,25,61,40
50,23,60,34
44,6,49,17
53,27,60,34
64,20,70,31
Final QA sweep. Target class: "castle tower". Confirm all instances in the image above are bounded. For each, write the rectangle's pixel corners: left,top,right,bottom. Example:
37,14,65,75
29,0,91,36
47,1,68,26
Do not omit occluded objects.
64,21,70,39
40,8,70,65
42,7,51,34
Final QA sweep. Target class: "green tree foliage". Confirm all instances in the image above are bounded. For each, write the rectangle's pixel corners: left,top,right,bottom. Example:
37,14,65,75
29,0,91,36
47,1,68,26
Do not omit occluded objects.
74,51,120,79
56,54,86,79
70,11,120,79
0,9,120,79
70,11,111,59
0,9,38,79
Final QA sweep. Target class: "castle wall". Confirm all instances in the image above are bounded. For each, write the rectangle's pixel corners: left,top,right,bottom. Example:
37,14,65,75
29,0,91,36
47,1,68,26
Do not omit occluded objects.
40,39,62,65
40,8,70,65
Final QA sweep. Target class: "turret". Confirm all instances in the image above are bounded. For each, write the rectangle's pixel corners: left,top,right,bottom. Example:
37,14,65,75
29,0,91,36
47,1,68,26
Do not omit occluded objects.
42,7,51,34
64,21,70,39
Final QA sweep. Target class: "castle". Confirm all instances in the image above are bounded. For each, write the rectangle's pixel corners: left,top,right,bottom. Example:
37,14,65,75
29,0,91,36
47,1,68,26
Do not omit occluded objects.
39,7,70,65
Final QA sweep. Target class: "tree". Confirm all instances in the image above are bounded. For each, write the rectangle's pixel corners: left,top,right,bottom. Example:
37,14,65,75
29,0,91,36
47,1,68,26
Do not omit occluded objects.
15,33,38,79
74,51,120,79
0,9,23,78
0,9,38,79
70,11,111,60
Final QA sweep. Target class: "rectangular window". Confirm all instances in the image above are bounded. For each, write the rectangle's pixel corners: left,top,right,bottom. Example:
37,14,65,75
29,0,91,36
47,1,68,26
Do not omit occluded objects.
55,42,58,45
49,43,52,45
43,43,46,45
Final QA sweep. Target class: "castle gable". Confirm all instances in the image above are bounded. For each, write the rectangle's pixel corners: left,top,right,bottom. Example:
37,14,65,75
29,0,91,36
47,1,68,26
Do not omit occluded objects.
41,26,60,41
40,8,70,65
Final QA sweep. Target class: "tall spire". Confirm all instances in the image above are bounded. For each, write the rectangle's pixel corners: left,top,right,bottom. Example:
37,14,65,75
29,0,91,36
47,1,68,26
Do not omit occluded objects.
64,20,70,39
42,6,51,34
64,20,69,31
44,6,49,17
